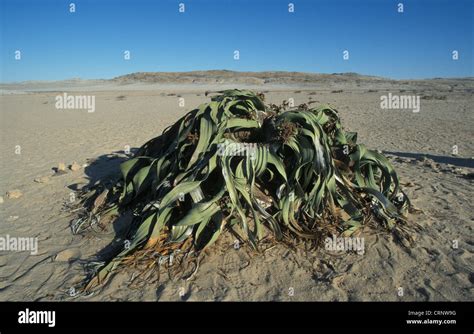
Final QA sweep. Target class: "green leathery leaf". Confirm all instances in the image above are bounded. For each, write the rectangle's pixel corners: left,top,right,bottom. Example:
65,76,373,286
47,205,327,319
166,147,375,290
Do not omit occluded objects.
175,200,222,227
159,180,202,209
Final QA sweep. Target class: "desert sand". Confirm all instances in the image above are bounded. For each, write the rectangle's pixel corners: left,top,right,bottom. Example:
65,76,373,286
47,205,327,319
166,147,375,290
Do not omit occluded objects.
0,71,472,301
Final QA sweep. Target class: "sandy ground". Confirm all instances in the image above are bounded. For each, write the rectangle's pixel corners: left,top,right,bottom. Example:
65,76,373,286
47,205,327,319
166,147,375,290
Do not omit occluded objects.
0,72,473,301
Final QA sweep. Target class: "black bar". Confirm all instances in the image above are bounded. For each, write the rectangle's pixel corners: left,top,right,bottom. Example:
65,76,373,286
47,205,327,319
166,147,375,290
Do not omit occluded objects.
0,301,472,331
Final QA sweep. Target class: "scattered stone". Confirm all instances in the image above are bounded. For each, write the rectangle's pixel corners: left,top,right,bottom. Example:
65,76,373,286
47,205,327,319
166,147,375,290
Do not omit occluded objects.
393,157,405,163
57,162,66,171
7,216,19,222
0,196,3,204
70,161,81,171
53,163,68,176
453,168,462,174
6,189,22,199
53,162,68,176
54,249,81,262
34,176,50,183
419,157,441,171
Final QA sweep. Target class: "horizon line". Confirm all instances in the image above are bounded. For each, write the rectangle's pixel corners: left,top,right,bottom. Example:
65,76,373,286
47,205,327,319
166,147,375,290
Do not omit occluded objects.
1,70,473,85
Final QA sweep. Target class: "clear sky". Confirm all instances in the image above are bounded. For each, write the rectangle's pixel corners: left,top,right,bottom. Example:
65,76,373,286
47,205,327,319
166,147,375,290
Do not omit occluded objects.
0,0,472,82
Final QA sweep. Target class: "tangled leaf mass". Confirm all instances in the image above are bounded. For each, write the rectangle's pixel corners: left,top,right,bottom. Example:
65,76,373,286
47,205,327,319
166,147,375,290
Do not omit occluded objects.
73,90,411,289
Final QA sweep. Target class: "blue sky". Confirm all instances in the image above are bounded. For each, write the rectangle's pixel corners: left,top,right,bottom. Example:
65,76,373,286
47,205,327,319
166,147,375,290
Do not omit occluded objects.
0,0,472,82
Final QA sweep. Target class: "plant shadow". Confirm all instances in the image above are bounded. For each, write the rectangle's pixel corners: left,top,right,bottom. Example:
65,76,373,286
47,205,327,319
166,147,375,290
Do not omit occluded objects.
69,149,139,264
384,151,474,169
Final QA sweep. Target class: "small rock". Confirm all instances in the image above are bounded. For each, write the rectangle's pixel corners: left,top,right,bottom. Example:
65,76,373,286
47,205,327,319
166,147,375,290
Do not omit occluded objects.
7,216,19,221
69,161,81,171
6,189,22,199
454,168,465,174
34,176,50,183
54,162,68,176
54,249,81,262
57,162,66,172
0,196,3,204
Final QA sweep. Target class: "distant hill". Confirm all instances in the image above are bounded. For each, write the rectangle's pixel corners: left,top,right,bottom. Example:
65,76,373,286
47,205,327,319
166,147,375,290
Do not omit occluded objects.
111,70,387,85
1,70,472,92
